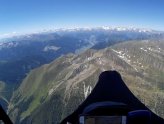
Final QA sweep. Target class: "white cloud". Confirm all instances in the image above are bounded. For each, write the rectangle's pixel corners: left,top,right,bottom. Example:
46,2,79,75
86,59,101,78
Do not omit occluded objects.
0,32,18,39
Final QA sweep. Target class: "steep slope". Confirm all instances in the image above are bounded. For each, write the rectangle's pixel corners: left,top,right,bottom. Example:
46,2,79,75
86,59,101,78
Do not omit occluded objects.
0,27,162,100
0,35,89,85
0,81,9,111
9,40,164,124
0,27,162,84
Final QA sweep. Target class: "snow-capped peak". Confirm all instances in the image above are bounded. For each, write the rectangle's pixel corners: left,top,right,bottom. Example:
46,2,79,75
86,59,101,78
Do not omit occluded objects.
101,26,153,32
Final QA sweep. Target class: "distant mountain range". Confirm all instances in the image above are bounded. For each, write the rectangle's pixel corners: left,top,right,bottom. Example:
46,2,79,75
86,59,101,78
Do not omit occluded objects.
8,39,164,124
1,27,163,41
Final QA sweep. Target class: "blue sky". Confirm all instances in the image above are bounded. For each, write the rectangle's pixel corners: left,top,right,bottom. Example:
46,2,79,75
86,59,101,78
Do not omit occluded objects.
0,0,164,37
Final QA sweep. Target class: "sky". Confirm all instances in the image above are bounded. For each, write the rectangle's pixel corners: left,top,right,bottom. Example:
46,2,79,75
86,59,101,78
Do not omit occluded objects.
0,0,164,38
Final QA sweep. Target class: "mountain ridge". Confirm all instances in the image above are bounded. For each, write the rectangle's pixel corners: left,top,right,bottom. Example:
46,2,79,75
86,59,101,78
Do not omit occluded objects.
8,39,164,124
0,26,163,41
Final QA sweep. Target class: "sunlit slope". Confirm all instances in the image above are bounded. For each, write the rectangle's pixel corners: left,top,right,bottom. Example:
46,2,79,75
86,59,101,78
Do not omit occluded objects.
9,40,164,124
0,28,162,105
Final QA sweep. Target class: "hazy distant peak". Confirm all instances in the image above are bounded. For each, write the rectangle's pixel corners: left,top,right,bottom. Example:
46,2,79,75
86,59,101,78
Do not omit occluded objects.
101,26,154,32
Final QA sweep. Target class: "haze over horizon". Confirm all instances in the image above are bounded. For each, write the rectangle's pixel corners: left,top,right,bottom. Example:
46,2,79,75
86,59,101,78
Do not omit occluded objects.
0,0,164,38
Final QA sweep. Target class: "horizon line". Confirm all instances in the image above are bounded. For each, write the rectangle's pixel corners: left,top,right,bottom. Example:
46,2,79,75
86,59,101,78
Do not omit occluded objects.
0,26,163,40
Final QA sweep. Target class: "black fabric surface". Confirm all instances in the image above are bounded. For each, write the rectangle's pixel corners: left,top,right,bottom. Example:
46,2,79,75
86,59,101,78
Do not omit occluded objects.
61,71,164,124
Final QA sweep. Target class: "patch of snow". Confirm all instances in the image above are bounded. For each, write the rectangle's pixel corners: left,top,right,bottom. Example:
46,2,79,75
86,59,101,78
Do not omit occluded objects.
111,49,122,54
43,45,61,52
48,81,63,96
116,27,127,31
118,55,131,63
0,41,18,49
101,68,106,71
147,47,152,51
83,83,92,99
140,47,147,52
49,88,54,95
111,49,131,63
99,60,102,65
97,58,102,65
87,57,91,61
84,64,88,68
102,26,112,30
111,49,139,72
141,47,162,53
146,47,162,53
0,32,19,39
134,67,138,72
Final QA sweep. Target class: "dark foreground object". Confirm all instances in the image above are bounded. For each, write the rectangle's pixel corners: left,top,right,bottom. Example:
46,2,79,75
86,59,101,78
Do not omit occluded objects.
61,71,164,124
0,105,13,124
